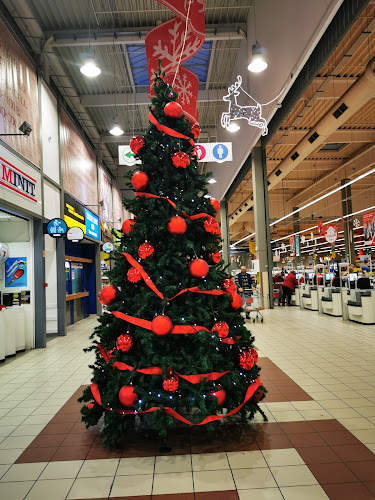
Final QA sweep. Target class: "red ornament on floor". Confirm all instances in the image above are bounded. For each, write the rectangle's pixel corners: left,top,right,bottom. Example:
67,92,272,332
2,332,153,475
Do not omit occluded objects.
131,171,149,191
129,135,145,155
209,385,226,405
203,216,219,234
127,267,142,283
164,101,183,119
138,242,154,259
116,334,132,352
87,403,94,409
210,197,220,213
190,122,201,139
189,258,209,278
211,321,229,339
231,293,243,310
210,251,221,264
162,374,179,392
122,219,136,236
172,151,190,168
119,385,138,407
239,351,254,370
223,278,236,295
252,388,263,402
248,347,258,364
151,315,173,336
98,285,118,305
167,216,187,235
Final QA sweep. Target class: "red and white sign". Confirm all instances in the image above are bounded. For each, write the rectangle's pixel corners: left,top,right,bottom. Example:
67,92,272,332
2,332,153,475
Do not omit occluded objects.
196,144,206,161
0,155,37,203
324,225,338,244
289,235,295,257
363,211,375,246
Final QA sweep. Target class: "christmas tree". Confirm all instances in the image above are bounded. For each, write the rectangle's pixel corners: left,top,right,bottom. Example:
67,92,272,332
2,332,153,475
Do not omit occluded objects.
79,68,266,448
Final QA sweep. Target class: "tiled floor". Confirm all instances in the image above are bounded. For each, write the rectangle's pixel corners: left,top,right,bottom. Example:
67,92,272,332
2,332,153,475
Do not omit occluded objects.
0,309,375,498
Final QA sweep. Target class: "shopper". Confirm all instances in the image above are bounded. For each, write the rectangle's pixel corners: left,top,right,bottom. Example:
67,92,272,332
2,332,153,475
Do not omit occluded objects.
273,271,284,306
281,270,298,306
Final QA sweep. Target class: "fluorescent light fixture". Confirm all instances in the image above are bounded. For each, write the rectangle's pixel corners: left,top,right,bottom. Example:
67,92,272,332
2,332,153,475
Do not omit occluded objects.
208,177,217,184
109,117,124,136
248,42,268,73
80,56,101,77
226,123,240,132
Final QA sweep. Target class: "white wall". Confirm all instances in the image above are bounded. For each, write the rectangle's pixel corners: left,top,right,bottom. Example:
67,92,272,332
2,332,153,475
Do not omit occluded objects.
41,81,60,184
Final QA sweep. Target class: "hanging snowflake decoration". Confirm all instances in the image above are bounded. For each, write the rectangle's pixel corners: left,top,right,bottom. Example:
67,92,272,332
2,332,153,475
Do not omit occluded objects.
353,218,360,228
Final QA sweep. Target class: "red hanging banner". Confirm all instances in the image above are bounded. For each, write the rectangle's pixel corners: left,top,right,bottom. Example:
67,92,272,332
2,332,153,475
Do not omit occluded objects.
145,0,206,122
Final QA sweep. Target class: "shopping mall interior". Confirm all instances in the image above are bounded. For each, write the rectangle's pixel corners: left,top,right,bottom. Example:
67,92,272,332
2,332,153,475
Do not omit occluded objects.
0,0,375,499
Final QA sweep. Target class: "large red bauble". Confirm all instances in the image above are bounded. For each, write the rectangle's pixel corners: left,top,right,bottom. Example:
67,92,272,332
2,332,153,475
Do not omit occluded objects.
127,267,142,283
164,101,183,119
209,385,226,406
131,171,149,191
223,278,236,295
151,315,173,336
162,374,179,392
116,334,132,352
119,385,138,407
210,198,220,213
210,251,221,264
122,219,136,236
248,347,258,364
168,216,187,235
252,388,263,403
211,321,229,339
204,216,220,234
189,258,209,278
138,242,154,259
98,285,118,305
239,351,254,370
172,151,190,168
129,135,145,155
191,122,201,139
231,293,243,310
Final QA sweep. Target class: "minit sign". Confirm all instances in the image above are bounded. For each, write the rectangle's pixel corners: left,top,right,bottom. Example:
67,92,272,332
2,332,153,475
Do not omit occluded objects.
0,155,37,203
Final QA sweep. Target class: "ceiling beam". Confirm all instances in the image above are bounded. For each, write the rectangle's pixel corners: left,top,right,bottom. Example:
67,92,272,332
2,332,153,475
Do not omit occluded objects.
80,88,227,107
48,25,246,48
267,129,375,148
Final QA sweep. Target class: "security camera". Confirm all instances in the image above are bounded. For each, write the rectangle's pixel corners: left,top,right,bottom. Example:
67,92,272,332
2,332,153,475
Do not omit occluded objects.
19,121,32,136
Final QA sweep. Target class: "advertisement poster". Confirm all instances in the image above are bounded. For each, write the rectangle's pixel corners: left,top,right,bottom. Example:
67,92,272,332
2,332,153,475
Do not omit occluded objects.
5,257,27,287
84,208,100,241
295,234,300,257
98,165,113,223
363,211,375,246
324,225,339,244
290,236,295,257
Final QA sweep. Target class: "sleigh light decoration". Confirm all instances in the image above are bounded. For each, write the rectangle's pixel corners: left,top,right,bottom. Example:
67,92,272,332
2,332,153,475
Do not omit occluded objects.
221,76,268,136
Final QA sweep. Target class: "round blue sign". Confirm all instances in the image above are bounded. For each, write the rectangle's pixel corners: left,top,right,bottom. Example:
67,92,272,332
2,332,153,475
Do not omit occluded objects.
47,218,68,238
213,143,228,161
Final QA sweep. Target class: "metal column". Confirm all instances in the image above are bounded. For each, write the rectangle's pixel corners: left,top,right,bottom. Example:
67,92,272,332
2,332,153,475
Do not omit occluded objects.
33,219,46,348
56,237,67,335
293,207,302,266
220,200,230,268
252,147,273,308
341,179,355,264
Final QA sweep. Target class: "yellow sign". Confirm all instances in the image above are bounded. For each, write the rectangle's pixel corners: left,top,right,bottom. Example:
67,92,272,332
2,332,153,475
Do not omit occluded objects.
249,241,256,255
332,251,336,259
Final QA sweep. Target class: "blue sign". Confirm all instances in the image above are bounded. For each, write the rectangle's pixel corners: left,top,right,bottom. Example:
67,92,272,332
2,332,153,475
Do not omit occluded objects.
47,218,67,238
5,257,27,288
84,208,100,241
212,143,229,161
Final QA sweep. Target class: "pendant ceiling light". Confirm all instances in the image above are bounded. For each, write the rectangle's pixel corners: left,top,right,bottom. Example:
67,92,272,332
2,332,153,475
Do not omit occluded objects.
110,117,124,136
80,5,101,77
248,42,268,73
226,122,240,132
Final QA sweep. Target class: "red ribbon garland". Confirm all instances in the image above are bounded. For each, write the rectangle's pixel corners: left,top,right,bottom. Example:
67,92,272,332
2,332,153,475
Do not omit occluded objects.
148,111,197,157
90,377,261,425
135,192,211,221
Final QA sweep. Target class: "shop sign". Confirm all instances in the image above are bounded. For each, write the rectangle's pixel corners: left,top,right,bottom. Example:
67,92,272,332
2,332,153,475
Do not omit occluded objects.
103,242,114,253
249,241,256,255
0,155,37,203
46,218,67,238
324,225,338,244
84,208,100,241
64,193,86,232
363,211,375,246
290,236,295,257
67,226,84,242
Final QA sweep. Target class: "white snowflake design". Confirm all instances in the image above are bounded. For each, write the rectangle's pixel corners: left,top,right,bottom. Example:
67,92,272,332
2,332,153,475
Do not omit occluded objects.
173,73,193,104
353,218,361,228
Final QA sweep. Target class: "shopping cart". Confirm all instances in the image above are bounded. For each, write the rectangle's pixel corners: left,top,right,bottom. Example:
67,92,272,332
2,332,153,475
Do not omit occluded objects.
244,290,265,323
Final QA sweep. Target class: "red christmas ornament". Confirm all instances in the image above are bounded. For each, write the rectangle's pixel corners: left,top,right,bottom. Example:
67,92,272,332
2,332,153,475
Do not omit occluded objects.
116,334,132,352
191,122,201,139
223,278,236,295
211,321,229,339
210,251,221,264
129,135,145,155
239,351,254,370
138,242,154,259
122,219,136,236
251,388,263,403
209,385,226,406
127,267,142,283
248,347,258,364
189,258,209,278
172,151,190,168
98,285,118,305
87,402,94,409
162,374,179,392
231,293,243,310
210,197,220,213
204,216,220,234
167,216,187,235
151,315,173,336
119,385,138,407
107,348,115,360
131,171,149,191
164,101,183,119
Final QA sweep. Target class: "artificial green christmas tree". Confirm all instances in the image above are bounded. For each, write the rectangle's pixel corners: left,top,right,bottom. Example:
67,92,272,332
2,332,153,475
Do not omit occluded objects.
79,69,266,448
